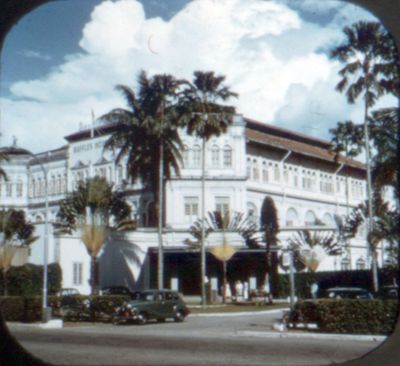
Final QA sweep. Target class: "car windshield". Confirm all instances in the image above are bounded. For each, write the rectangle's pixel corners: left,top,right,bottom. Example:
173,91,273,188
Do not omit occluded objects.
135,292,157,301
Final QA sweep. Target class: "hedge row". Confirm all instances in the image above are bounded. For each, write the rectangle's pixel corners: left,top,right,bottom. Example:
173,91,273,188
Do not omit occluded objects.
0,295,131,323
277,268,398,298
0,263,62,296
293,299,399,335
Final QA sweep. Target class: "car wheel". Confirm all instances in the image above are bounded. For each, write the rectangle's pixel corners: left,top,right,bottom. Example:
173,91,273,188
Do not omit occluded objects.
111,316,120,325
174,310,185,322
137,312,147,325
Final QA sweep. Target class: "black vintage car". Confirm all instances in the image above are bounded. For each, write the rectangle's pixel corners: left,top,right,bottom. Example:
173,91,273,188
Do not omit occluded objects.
112,289,190,325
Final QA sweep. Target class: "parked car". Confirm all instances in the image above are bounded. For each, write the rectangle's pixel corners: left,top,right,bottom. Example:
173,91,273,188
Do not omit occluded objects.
58,288,80,297
100,286,134,297
321,287,373,299
375,285,398,300
111,289,190,325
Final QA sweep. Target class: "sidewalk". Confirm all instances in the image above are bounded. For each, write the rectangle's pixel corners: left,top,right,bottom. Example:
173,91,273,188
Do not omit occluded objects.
237,329,387,342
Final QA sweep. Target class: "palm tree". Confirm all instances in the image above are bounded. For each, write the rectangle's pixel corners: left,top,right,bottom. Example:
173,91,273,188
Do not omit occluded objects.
103,71,185,289
181,71,237,305
56,176,136,295
330,21,392,291
0,209,37,295
369,107,398,194
184,210,259,303
259,196,280,299
288,229,342,273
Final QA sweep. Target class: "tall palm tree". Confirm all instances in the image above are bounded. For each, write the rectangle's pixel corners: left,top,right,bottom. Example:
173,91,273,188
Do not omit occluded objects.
56,176,137,295
330,21,392,291
181,71,237,305
103,71,185,289
0,209,37,295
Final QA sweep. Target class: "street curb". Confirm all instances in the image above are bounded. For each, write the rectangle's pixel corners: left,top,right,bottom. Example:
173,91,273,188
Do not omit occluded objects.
237,330,387,342
189,308,289,317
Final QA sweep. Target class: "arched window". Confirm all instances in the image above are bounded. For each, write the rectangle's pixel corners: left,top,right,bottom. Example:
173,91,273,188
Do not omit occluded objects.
223,145,232,167
286,208,298,227
211,145,219,167
193,145,201,167
182,145,189,168
49,175,55,195
341,257,351,271
16,179,23,197
262,161,268,182
322,213,334,226
6,180,13,197
252,159,259,181
274,164,280,182
305,210,317,226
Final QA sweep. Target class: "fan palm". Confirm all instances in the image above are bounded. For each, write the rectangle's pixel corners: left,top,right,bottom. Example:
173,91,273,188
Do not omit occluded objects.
330,21,392,291
180,71,237,305
184,210,259,303
56,176,136,295
103,71,185,289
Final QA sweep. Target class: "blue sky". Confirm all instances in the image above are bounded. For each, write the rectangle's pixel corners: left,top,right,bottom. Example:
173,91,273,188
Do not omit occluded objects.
0,0,395,153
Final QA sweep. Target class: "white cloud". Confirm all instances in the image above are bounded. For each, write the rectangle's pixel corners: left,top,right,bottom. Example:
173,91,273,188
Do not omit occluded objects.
2,0,386,153
19,50,52,61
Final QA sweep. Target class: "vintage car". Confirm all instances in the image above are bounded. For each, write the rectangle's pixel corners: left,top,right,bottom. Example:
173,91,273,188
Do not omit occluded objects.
322,287,374,299
111,289,190,325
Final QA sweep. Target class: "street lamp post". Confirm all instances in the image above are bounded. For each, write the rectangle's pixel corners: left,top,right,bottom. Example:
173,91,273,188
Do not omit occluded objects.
28,151,50,323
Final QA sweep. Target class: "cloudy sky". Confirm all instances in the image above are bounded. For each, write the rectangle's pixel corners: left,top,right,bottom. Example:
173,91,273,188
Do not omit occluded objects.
0,0,396,153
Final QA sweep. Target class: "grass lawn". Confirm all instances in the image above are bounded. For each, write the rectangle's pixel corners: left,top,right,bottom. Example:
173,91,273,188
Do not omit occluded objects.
188,303,289,313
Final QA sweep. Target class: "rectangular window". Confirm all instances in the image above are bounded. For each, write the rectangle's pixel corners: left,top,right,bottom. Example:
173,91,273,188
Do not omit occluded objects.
184,197,199,219
215,196,230,215
73,262,83,286
17,182,23,197
223,148,232,167
193,148,201,167
262,169,268,183
274,164,280,182
6,182,12,197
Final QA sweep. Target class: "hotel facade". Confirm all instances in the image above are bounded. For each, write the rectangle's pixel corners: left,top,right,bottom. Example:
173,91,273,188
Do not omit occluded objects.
0,115,388,295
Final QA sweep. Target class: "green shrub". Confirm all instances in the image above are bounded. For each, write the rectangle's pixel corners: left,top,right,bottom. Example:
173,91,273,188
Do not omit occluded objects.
294,299,399,335
0,263,62,296
0,294,131,322
278,268,398,298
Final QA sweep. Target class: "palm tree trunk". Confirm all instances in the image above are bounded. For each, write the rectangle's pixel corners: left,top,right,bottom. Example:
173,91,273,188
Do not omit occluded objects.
363,97,378,292
2,269,7,296
158,139,164,290
200,137,206,306
90,255,97,296
222,260,227,304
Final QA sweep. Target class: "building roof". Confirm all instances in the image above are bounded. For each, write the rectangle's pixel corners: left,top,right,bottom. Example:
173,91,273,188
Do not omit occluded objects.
244,118,365,170
0,146,32,156
28,145,68,166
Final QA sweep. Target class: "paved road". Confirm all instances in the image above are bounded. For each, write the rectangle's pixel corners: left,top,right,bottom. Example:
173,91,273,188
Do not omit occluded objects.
7,311,383,366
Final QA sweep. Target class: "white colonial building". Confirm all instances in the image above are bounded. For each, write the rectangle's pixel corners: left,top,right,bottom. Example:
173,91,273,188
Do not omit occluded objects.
0,115,389,295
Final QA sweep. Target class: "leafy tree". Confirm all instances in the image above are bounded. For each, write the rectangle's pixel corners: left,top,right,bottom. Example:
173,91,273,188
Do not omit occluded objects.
180,70,237,305
56,176,136,295
330,21,396,291
345,192,399,276
259,196,280,298
0,209,37,295
369,107,399,194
